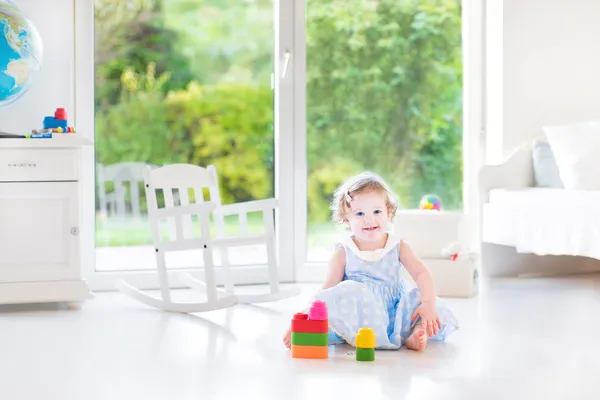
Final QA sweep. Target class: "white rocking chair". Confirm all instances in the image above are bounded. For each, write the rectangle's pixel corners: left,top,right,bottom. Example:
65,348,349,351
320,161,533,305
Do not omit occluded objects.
117,163,300,313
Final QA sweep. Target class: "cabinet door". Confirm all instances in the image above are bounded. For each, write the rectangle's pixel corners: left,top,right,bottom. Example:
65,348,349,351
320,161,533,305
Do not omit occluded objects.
0,182,80,283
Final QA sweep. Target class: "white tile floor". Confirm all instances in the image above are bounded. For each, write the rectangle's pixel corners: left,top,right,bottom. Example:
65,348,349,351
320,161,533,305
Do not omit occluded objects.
1,274,600,400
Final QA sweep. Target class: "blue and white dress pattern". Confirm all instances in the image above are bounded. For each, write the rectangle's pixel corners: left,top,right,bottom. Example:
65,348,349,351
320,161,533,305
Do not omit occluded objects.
314,233,459,349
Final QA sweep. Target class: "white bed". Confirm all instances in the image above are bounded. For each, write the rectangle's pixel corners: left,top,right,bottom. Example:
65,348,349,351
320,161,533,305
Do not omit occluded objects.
483,188,600,260
479,128,600,277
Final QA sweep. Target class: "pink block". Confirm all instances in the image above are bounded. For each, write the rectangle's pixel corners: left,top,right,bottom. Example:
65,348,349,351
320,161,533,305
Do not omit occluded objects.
308,300,328,320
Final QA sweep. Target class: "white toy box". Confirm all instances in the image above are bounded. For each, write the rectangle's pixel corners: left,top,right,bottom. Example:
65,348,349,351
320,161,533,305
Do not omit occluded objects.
394,210,479,298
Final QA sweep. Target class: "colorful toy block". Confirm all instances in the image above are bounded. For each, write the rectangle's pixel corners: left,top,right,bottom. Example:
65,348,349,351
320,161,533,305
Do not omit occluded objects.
356,347,375,362
356,327,376,348
291,345,328,359
291,332,328,346
43,116,67,130
42,108,76,134
291,312,328,333
291,301,329,359
308,300,328,320
355,328,376,362
54,108,68,120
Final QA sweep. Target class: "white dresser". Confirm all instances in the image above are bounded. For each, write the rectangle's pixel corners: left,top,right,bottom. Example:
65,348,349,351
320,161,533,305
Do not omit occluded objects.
0,137,93,306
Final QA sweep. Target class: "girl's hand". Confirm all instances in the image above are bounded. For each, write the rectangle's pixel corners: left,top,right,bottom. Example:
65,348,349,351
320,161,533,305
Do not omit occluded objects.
411,302,441,337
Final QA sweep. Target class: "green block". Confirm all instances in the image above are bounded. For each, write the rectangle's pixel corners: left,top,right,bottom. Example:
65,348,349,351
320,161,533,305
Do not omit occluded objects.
291,332,328,346
356,347,375,362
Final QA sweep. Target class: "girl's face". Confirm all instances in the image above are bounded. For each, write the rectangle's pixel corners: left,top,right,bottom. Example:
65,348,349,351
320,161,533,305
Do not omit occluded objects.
344,190,390,242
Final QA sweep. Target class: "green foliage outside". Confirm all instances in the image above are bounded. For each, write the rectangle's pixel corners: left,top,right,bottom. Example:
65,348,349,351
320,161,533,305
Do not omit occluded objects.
96,64,274,206
305,0,463,210
94,0,463,245
96,213,264,247
166,82,274,203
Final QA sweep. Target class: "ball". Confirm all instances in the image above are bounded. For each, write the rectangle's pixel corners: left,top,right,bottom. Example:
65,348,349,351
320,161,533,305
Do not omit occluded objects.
419,194,441,211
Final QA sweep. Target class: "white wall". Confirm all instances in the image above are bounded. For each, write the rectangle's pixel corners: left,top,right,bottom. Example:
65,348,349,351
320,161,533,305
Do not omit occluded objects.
0,0,95,281
0,0,75,134
486,0,600,161
484,0,502,162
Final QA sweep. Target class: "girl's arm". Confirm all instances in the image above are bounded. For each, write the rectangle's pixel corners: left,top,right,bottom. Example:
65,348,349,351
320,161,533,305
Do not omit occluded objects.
399,240,436,305
320,246,346,290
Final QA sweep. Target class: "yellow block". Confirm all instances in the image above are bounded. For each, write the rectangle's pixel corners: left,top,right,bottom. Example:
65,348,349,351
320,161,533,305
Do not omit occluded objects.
356,327,376,348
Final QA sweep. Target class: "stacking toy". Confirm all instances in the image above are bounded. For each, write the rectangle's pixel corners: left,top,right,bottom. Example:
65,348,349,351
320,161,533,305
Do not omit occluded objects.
291,301,329,359
355,328,376,362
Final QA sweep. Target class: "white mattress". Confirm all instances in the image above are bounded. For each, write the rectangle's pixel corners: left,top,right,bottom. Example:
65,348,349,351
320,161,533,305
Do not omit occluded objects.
483,188,600,260
489,188,600,209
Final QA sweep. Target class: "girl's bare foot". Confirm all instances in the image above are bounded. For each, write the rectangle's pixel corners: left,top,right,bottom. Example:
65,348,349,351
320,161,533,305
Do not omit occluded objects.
405,324,428,351
283,328,292,349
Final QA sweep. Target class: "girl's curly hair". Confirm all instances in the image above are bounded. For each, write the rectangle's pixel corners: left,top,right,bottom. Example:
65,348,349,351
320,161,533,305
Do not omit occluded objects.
330,171,399,224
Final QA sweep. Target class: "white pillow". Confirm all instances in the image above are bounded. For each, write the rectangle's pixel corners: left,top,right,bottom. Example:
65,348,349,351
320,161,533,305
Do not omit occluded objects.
543,120,600,190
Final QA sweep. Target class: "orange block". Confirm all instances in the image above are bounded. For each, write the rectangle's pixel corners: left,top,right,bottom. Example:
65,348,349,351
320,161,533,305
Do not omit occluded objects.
291,345,328,359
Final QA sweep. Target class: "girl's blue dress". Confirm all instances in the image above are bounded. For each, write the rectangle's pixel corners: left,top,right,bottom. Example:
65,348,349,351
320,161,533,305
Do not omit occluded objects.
314,233,459,349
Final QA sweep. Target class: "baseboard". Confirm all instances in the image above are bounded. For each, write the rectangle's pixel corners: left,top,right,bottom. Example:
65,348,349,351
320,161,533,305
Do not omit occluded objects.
482,243,600,277
0,280,94,305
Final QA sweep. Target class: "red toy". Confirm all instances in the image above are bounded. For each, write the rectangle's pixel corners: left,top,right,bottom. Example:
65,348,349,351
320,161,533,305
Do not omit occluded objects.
42,108,76,134
54,107,68,120
291,312,328,333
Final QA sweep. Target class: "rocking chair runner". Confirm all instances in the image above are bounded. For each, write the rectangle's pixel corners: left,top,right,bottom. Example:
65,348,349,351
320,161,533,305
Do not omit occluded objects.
117,163,300,312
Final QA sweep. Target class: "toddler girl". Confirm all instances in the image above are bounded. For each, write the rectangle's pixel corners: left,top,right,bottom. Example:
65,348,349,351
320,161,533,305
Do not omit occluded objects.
283,172,458,351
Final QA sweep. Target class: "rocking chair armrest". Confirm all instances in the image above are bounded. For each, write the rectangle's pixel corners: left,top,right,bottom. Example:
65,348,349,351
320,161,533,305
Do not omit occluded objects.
216,198,278,216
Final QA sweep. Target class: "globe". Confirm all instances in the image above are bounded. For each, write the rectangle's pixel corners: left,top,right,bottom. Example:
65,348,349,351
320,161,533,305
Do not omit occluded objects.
0,0,43,109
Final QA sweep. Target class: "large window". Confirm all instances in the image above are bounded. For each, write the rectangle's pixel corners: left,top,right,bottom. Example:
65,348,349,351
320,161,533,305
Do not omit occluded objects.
305,0,464,262
89,0,467,283
93,0,275,272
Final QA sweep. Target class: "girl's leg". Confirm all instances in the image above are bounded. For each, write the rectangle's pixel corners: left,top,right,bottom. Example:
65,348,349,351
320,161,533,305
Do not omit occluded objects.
405,322,428,351
393,287,459,347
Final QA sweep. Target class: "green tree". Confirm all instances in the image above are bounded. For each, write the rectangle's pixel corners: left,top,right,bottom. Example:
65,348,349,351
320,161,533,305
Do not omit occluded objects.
94,0,464,222
95,63,184,166
166,82,274,204
96,65,274,205
94,0,194,108
306,0,463,212
163,0,274,86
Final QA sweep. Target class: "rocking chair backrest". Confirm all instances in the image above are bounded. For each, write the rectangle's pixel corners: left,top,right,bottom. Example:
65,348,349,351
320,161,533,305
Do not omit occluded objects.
143,163,223,246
